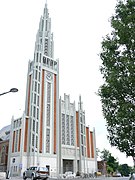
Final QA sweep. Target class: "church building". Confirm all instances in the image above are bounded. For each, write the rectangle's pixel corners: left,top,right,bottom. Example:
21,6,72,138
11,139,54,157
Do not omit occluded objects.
7,2,97,177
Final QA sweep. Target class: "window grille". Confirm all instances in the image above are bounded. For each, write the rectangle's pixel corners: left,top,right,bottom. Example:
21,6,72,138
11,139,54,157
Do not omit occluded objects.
36,136,38,148
36,122,38,133
46,104,50,126
47,82,51,103
38,72,40,82
46,128,50,153
66,115,70,145
35,70,38,80
38,83,40,94
33,120,35,131
35,81,37,92
62,114,65,145
37,108,39,120
37,96,39,106
33,106,36,118
15,130,18,152
34,94,36,104
32,134,35,146
46,82,51,126
36,53,38,62
70,116,74,146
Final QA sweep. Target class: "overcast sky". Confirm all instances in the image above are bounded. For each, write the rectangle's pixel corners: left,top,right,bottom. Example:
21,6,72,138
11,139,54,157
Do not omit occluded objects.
0,0,133,166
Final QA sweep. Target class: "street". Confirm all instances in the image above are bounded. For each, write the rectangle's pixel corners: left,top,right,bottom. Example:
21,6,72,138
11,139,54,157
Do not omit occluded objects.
1,177,129,180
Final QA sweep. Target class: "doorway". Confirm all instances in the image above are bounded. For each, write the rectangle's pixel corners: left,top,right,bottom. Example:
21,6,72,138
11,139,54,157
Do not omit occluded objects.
63,160,73,173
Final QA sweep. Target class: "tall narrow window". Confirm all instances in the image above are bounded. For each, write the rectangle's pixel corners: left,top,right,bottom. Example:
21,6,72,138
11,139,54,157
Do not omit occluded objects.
33,106,36,118
46,82,51,126
34,94,36,104
42,19,44,31
38,72,40,82
35,81,37,92
66,115,70,145
47,83,51,103
33,120,35,131
45,20,47,31
15,130,18,152
36,136,38,148
39,53,41,63
35,70,38,80
36,122,38,133
46,104,50,126
62,114,65,145
70,116,74,146
38,83,40,94
81,135,83,145
46,129,50,153
36,53,39,62
37,108,39,120
32,134,35,146
81,124,83,133
37,96,39,106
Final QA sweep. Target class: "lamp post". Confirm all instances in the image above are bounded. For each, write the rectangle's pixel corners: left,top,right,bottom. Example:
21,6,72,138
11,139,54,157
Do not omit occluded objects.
133,145,135,168
0,88,18,96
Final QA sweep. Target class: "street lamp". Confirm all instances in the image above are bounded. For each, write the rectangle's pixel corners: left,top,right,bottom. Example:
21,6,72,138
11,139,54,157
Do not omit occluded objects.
133,145,135,168
0,88,18,96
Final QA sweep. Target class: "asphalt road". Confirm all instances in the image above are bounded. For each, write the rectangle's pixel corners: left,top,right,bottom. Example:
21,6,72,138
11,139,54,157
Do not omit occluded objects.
3,177,129,180
50,178,129,180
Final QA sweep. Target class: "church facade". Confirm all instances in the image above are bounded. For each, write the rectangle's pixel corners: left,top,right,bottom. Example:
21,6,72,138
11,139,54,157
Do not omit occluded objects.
7,3,97,177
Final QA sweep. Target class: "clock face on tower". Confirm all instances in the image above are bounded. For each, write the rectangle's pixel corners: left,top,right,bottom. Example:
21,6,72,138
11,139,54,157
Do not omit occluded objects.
46,72,52,81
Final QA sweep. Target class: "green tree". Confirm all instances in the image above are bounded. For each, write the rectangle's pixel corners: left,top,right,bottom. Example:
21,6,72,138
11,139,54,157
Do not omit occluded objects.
107,166,114,174
100,149,119,173
108,155,119,172
118,164,131,176
100,149,110,161
98,0,135,165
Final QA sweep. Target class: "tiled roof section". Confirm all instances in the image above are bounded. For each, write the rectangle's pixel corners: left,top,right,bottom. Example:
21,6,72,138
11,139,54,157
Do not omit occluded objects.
0,125,11,141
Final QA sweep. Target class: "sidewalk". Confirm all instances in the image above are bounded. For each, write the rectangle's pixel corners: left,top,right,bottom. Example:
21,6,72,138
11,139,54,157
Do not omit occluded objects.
0,176,22,180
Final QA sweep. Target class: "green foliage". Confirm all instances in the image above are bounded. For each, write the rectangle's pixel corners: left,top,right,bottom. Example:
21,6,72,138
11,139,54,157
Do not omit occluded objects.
100,149,111,161
108,155,119,172
98,0,135,160
100,149,119,172
99,149,133,175
107,166,114,174
118,164,131,176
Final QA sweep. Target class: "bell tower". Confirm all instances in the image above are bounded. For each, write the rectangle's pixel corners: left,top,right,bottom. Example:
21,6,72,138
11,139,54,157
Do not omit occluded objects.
24,2,59,167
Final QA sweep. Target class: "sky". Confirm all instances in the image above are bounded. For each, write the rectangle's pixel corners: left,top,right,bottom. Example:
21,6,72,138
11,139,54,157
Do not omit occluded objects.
0,0,133,166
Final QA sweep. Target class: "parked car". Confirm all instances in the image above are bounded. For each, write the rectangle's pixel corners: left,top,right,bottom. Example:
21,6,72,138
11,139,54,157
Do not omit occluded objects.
113,172,121,177
63,171,76,178
23,166,49,180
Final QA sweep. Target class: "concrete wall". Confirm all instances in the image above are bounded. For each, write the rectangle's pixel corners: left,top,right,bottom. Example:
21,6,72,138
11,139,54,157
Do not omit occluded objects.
0,172,6,179
8,154,57,177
